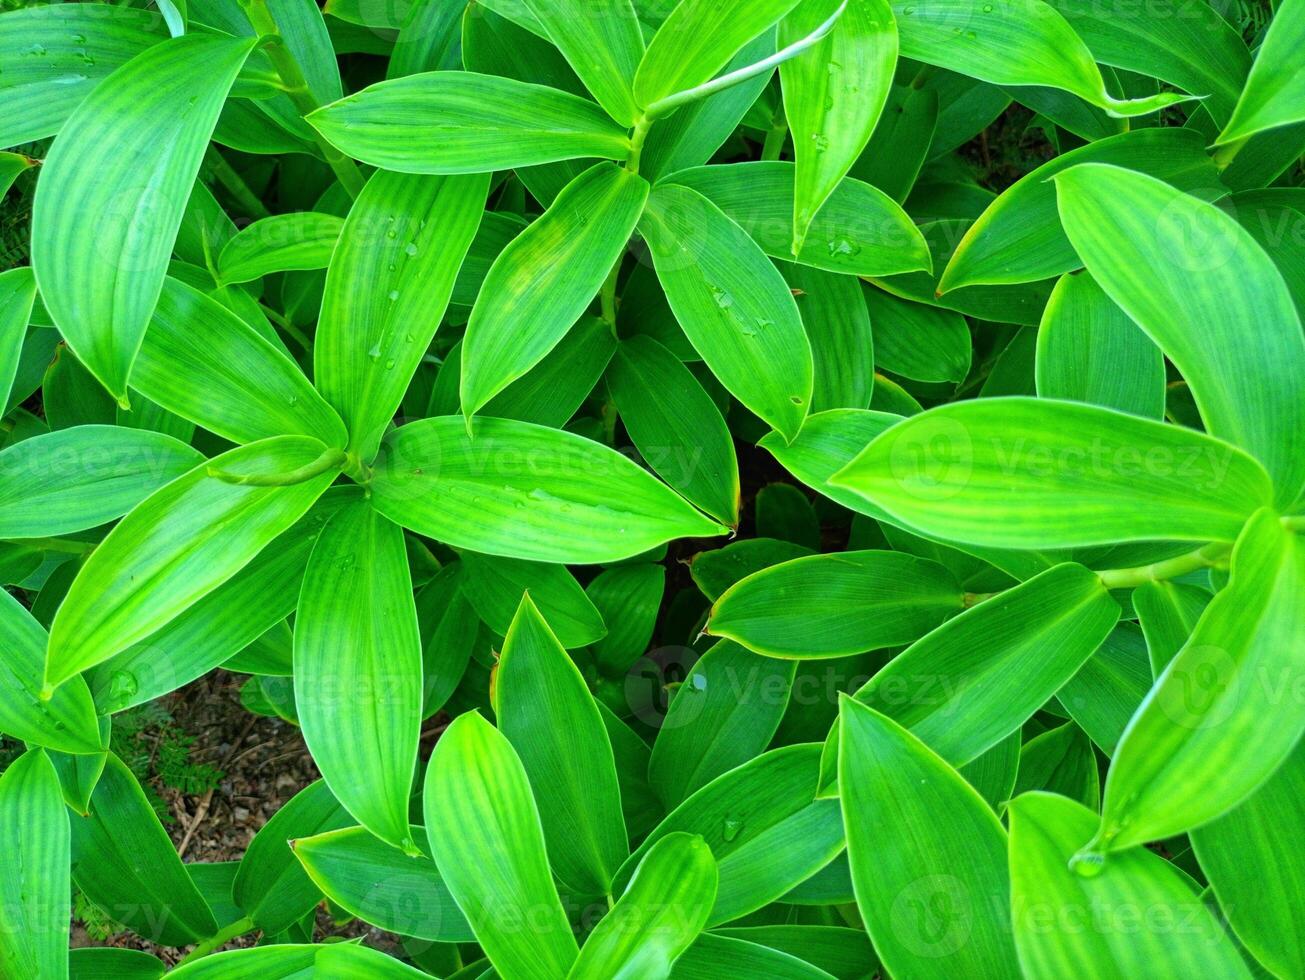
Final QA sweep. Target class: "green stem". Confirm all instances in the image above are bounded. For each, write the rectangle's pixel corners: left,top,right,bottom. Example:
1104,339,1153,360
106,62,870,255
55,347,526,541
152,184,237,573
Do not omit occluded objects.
204,149,271,221
1096,541,1231,591
4,536,92,555
761,101,788,161
599,260,621,334
625,114,654,175
237,0,366,199
1282,514,1305,533
176,916,256,966
1211,136,1247,172
208,447,346,487
259,303,313,353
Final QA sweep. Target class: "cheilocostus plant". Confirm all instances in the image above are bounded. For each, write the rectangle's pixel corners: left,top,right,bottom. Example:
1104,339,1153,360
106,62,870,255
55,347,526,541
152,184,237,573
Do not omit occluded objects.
0,0,1302,975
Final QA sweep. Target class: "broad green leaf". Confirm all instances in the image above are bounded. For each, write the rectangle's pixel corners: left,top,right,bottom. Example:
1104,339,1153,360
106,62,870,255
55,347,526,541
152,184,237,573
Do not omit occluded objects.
672,934,837,980
68,948,164,980
1133,580,1212,677
588,563,666,675
388,0,463,78
831,398,1274,550
1008,792,1249,978
640,183,812,441
167,943,431,979
448,211,527,308
232,780,352,935
667,162,931,277
690,538,815,601
371,416,725,563
423,712,580,978
712,926,878,980
71,753,217,946
30,33,257,402
0,591,98,755
708,550,963,658
461,552,605,648
317,169,489,461
1081,509,1305,857
648,640,795,808
295,499,423,852
308,71,631,173
415,563,479,716
958,730,1022,812
568,833,717,979
0,5,165,147
862,286,970,383
495,596,628,895
88,490,357,714
462,163,647,417
849,562,1119,767
599,700,665,840
1218,0,1305,144
892,0,1190,116
1012,722,1100,810
0,749,68,980
1053,163,1305,504
216,212,343,285
0,425,201,538
838,698,1019,979
521,0,644,126
481,317,617,427
939,128,1220,291
1035,272,1164,419
1191,740,1305,980
292,824,474,942
0,268,36,413
1057,622,1151,755
46,436,340,687
780,263,875,411
133,281,346,449
0,152,33,200
780,0,897,252
634,0,801,109
607,334,740,526
620,744,845,926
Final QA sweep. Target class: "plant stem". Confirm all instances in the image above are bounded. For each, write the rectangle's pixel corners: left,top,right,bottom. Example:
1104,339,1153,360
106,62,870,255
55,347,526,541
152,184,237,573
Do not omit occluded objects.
1282,514,1305,533
1096,541,1231,591
599,260,621,334
176,916,256,966
259,302,313,353
626,114,654,175
761,101,788,161
208,447,346,487
237,0,366,199
1211,136,1247,171
203,148,271,220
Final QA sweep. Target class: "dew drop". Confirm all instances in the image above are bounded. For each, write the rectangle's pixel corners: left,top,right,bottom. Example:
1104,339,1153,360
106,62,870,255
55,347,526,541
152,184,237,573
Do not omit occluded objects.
722,816,743,842
404,242,419,256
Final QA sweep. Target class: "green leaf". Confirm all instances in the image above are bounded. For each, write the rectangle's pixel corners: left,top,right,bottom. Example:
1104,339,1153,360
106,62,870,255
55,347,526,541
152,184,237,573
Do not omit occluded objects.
232,780,353,935
587,563,666,674
0,749,68,980
938,127,1220,292
495,595,628,895
71,753,218,946
634,0,800,108
69,947,164,980
1218,0,1305,144
708,550,963,658
711,926,877,979
847,562,1119,768
667,161,931,277
0,4,165,147
690,538,815,601
292,824,474,942
1012,722,1100,810
295,499,423,852
371,416,725,564
462,552,605,648
780,0,897,252
1133,580,1212,677
672,934,837,979
1081,509,1305,858
892,0,1192,116
862,287,970,384
1057,622,1151,755
0,425,201,538
568,833,717,979
423,712,580,978
462,163,648,417
607,334,740,526
1053,163,1305,504
0,268,36,413
779,263,875,411
620,744,845,926
1035,272,1164,419
958,731,1022,812
131,278,347,447
831,398,1274,550
317,169,489,461
1008,792,1249,977
0,591,97,755
1191,740,1305,979
649,640,796,808
167,944,431,978
30,33,257,402
215,212,343,285
46,436,340,687
521,0,644,126
308,71,632,174
640,182,812,441
479,317,617,428
838,698,1020,978
415,563,479,715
